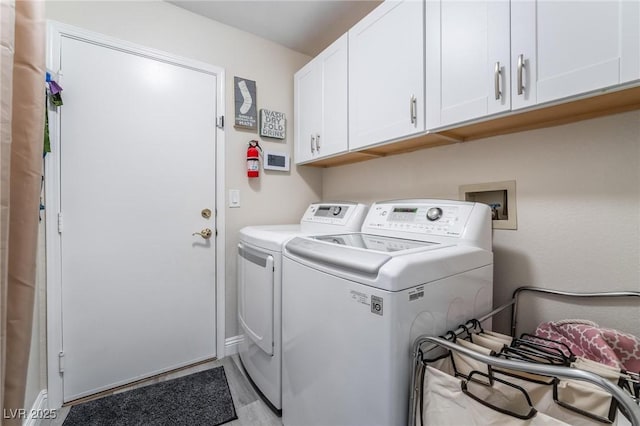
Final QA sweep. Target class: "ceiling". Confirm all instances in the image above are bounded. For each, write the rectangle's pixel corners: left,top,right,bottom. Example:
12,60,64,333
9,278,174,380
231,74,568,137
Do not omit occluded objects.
168,1,382,57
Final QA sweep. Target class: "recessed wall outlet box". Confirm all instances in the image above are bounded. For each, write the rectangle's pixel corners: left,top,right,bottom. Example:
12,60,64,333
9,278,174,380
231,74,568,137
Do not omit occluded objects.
263,150,290,171
459,180,517,230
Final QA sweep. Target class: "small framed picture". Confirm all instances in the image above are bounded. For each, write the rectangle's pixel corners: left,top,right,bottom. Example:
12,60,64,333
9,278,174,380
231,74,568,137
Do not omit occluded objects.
234,77,257,130
259,109,286,140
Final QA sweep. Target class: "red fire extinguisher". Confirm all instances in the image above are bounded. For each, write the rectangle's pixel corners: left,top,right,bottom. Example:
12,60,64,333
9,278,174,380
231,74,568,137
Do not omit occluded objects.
247,140,261,178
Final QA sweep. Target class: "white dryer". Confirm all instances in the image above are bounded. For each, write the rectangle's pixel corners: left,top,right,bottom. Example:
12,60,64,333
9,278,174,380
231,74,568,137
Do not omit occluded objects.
282,199,493,426
237,202,368,411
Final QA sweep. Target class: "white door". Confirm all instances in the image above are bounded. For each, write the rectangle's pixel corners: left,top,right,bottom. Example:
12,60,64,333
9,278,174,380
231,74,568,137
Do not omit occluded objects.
511,0,640,110
59,35,218,401
348,0,424,150
426,0,510,128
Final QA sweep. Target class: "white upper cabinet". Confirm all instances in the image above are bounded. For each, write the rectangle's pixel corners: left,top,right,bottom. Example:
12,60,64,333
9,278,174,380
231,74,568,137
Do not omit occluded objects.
428,0,640,128
294,34,348,164
296,0,640,166
348,0,425,150
426,0,511,128
511,0,640,110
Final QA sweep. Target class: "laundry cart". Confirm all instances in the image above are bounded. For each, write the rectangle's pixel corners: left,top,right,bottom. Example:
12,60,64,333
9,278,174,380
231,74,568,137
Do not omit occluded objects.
410,287,640,426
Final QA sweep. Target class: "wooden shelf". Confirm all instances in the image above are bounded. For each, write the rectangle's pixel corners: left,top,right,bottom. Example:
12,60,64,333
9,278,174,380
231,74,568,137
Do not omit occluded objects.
299,151,382,168
302,85,640,168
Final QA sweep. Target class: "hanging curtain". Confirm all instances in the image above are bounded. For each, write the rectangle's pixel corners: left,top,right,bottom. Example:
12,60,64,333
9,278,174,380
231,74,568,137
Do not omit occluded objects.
0,0,46,423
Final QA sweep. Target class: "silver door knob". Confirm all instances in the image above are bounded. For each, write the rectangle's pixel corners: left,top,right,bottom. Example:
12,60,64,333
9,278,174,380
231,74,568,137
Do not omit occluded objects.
192,228,213,239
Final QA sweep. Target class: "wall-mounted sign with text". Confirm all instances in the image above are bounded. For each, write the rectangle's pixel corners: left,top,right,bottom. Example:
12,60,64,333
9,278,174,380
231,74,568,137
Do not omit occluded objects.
259,109,286,140
234,77,257,130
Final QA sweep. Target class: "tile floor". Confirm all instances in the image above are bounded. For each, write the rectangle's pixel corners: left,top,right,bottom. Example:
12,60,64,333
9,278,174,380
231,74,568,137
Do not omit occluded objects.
46,355,282,426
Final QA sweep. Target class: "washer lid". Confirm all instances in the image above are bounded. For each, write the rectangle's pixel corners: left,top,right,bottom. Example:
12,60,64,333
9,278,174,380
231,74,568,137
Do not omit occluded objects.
285,236,393,275
285,234,447,276
312,233,438,253
285,235,492,291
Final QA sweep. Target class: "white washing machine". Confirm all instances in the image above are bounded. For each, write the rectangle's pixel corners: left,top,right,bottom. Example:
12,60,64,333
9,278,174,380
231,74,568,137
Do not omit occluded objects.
282,199,493,426
237,202,368,412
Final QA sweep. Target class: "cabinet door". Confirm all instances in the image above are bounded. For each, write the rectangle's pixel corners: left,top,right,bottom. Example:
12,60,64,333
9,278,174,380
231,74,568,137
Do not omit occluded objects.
511,0,640,110
294,60,321,164
318,34,348,158
348,0,424,150
426,0,510,129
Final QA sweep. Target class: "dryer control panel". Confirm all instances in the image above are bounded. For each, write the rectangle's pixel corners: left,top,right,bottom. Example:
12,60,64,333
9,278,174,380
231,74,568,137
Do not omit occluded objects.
300,202,369,231
363,200,482,239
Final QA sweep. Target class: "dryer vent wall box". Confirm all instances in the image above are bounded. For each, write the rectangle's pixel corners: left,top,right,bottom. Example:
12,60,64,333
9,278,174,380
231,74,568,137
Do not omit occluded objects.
459,180,517,230
263,151,289,171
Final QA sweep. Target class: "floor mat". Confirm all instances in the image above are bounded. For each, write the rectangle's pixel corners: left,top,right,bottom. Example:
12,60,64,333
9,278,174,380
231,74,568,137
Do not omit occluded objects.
63,366,238,426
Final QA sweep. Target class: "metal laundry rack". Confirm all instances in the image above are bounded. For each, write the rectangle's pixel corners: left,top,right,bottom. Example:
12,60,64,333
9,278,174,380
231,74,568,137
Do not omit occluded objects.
409,287,640,426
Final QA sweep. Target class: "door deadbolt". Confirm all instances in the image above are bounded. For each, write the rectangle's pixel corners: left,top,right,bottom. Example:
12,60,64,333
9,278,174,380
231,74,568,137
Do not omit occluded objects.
192,228,213,239
201,208,212,219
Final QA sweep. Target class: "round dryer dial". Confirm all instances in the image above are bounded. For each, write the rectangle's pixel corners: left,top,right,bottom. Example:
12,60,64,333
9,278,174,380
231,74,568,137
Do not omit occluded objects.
426,207,443,221
331,206,342,216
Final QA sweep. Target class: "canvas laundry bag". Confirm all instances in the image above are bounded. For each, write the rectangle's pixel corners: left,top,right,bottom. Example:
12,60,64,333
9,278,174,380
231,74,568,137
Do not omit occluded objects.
418,344,627,426
422,365,570,425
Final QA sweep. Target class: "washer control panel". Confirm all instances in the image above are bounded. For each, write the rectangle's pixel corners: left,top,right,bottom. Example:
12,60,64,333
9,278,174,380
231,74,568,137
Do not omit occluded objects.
365,201,475,237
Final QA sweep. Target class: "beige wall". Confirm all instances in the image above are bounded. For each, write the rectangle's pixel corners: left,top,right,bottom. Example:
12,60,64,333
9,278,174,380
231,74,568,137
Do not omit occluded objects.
322,111,640,333
30,0,639,409
44,1,321,339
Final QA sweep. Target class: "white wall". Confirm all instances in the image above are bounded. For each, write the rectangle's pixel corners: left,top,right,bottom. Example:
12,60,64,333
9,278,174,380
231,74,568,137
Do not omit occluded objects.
44,1,322,343
322,111,640,333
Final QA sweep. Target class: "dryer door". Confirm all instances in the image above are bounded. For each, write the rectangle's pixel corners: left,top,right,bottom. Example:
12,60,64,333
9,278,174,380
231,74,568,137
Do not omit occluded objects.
237,243,275,356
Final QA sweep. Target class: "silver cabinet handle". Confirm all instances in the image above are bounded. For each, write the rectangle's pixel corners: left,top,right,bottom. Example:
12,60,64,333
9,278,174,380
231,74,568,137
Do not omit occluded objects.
410,95,417,125
310,134,315,153
494,61,501,100
517,54,525,96
316,134,320,151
